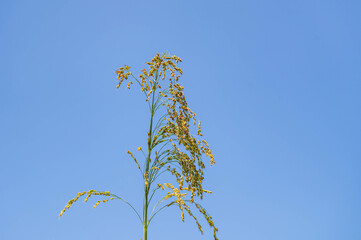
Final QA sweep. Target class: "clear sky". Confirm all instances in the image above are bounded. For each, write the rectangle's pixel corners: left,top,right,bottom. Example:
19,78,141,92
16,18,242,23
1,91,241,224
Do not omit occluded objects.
1,0,360,239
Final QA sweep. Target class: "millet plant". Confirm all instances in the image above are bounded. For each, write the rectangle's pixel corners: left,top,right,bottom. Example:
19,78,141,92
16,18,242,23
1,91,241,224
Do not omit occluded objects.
59,53,218,240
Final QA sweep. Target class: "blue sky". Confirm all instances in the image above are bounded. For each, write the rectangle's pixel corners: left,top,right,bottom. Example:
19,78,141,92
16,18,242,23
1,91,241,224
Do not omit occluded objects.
1,0,360,239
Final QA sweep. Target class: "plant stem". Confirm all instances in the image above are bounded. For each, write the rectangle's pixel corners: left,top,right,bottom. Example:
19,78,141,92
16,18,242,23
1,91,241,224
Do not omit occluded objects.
143,71,158,240
143,223,148,240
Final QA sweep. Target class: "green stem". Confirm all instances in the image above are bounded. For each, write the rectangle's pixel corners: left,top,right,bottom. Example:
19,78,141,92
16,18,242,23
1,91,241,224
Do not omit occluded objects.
143,224,148,240
143,71,158,240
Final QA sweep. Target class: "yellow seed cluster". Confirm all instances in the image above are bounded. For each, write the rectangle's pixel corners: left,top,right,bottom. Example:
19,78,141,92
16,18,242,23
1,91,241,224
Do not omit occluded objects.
116,65,131,88
127,150,141,170
59,190,113,217
159,183,218,239
93,198,115,209
115,52,215,192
